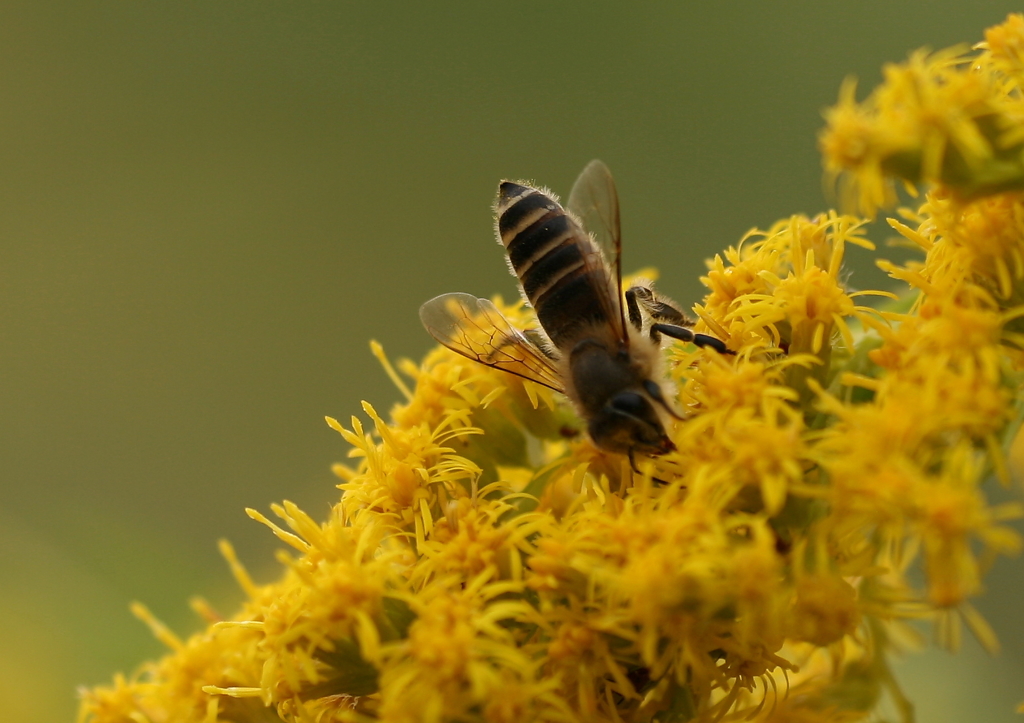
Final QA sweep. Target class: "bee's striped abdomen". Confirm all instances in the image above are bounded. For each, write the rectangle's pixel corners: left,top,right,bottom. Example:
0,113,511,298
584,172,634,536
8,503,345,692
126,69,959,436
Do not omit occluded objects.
496,182,611,348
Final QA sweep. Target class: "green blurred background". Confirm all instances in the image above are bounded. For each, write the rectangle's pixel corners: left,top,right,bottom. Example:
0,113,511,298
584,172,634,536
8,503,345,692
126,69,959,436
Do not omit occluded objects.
2,3,1022,721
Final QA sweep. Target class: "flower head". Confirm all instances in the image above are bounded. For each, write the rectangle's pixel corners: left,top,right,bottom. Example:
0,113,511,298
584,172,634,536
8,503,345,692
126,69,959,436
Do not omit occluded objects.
821,15,1024,216
80,15,1024,723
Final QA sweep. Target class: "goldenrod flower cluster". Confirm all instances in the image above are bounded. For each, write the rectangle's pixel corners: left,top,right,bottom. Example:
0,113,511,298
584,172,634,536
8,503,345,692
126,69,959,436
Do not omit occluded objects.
821,13,1024,216
80,15,1024,723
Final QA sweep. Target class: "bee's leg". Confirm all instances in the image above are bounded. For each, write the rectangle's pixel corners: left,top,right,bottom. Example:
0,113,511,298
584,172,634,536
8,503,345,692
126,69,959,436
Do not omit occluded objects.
624,287,644,332
629,451,671,485
627,283,688,343
651,323,734,355
627,283,689,323
628,282,733,353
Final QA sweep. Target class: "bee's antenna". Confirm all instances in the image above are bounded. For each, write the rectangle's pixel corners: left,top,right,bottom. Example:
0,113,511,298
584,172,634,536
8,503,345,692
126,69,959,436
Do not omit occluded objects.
644,380,684,420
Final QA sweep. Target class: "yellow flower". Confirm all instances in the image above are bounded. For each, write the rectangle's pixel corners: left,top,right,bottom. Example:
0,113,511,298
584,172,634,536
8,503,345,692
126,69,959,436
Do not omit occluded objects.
821,15,1024,216
697,212,885,410
983,13,1024,80
375,581,550,723
80,15,1024,723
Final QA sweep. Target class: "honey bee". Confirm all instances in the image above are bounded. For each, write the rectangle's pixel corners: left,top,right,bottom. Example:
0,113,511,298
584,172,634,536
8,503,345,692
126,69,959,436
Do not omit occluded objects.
420,160,730,465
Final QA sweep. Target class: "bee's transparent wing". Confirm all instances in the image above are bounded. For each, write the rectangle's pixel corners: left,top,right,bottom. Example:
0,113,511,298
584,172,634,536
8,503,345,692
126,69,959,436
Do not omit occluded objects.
419,292,565,393
566,159,627,343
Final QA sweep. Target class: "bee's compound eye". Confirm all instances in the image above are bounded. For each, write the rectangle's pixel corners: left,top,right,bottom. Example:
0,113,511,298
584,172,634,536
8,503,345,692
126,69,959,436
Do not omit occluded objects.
609,392,646,416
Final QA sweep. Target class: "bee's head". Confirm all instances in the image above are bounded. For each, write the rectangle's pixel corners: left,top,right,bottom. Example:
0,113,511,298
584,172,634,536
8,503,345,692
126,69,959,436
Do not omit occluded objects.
588,390,675,457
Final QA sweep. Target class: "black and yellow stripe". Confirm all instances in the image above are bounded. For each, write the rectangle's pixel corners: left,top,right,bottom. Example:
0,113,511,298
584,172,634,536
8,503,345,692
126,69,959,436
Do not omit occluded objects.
496,182,611,348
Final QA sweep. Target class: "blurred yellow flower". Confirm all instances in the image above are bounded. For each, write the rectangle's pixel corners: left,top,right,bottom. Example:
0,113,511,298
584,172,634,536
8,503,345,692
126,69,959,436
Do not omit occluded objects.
80,14,1024,723
821,14,1024,216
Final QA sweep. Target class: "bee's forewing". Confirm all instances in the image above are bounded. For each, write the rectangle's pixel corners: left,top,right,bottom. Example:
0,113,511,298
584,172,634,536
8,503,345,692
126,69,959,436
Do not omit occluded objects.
419,292,565,393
